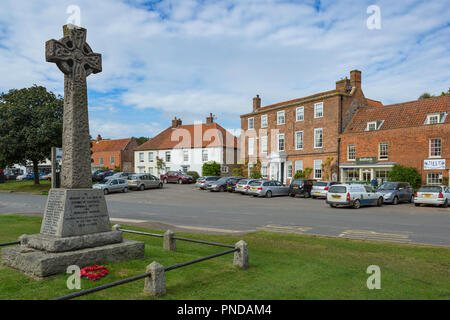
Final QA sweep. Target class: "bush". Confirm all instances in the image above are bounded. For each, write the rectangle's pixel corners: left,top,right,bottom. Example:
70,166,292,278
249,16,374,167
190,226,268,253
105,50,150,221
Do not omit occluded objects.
293,168,313,179
202,161,221,176
232,167,243,177
186,171,199,181
388,165,422,189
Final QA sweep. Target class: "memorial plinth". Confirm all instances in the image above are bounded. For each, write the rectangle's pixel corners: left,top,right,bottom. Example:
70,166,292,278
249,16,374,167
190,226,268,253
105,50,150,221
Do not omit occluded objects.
2,189,145,279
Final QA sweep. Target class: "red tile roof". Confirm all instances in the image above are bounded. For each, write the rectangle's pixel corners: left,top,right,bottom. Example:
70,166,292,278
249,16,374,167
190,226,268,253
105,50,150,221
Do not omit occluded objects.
345,95,450,133
91,138,133,152
135,123,237,151
366,98,383,108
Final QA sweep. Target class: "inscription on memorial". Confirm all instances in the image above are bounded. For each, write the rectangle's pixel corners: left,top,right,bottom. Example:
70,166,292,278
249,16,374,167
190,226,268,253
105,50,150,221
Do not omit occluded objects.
41,189,65,235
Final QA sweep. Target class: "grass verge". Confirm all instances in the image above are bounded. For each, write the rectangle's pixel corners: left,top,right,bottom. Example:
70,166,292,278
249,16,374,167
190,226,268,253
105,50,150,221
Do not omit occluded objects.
0,180,51,195
0,214,449,300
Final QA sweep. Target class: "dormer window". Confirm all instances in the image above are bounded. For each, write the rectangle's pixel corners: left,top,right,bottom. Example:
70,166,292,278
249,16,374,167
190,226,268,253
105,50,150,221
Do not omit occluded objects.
425,112,447,125
366,121,377,131
426,114,440,125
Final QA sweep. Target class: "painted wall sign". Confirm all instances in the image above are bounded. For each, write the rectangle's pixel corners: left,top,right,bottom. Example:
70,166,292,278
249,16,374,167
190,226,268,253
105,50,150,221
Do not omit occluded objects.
356,157,377,165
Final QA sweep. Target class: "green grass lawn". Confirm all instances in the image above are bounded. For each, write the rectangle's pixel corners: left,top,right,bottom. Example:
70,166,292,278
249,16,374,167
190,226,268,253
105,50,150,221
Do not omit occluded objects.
0,180,51,195
0,214,449,300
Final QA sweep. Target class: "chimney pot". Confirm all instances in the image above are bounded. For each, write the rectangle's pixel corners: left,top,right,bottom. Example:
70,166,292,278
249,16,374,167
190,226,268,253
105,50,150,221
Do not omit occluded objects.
350,70,362,88
206,113,214,124
253,94,261,111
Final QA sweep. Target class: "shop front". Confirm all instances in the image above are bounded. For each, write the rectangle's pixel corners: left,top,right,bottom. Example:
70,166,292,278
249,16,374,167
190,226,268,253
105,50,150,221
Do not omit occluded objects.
340,157,395,185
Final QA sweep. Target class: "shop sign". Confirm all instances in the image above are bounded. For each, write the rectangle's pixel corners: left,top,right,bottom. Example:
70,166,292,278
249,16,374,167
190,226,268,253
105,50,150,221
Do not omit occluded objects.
424,159,445,170
356,157,377,165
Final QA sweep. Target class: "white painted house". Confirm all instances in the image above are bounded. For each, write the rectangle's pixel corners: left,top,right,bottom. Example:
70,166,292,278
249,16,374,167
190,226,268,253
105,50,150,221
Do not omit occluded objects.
134,114,239,176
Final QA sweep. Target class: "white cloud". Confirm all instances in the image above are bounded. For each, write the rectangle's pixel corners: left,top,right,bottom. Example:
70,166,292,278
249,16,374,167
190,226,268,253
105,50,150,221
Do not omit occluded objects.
0,0,449,133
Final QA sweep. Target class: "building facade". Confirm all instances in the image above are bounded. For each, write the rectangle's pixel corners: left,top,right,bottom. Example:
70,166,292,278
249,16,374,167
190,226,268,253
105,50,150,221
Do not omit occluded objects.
340,96,450,186
240,70,368,185
134,114,238,176
91,135,139,172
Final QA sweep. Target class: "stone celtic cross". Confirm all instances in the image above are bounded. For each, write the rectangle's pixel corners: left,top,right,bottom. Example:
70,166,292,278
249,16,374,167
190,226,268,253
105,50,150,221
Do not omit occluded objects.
46,24,102,189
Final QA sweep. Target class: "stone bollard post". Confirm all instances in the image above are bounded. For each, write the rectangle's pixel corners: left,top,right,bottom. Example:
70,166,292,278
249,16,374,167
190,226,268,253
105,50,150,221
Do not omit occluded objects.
112,224,121,231
233,240,249,269
144,261,166,297
163,230,176,251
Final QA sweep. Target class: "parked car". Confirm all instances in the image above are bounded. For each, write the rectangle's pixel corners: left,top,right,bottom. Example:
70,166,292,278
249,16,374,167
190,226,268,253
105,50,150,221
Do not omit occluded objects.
235,179,259,194
247,180,290,198
289,179,316,198
206,176,242,192
40,173,52,180
226,177,245,192
127,174,163,191
16,173,28,181
106,172,134,180
326,184,383,209
377,182,414,204
196,176,220,189
92,170,114,182
160,171,194,184
414,185,450,208
311,181,339,199
93,178,129,195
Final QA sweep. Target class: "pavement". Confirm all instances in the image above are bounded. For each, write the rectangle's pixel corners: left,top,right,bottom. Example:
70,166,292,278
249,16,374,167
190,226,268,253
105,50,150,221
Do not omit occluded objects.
0,184,449,246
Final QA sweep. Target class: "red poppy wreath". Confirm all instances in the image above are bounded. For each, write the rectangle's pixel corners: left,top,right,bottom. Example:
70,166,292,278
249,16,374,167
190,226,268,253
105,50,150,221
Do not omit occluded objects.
80,265,109,281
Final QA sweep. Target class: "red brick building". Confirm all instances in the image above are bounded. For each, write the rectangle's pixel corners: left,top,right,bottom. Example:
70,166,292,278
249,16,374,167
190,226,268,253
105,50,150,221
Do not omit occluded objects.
91,135,139,172
240,71,450,186
240,70,369,184
340,96,450,186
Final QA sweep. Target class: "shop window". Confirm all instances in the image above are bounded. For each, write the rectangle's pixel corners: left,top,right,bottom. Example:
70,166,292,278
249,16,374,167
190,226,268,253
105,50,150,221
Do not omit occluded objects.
344,168,360,182
427,172,442,185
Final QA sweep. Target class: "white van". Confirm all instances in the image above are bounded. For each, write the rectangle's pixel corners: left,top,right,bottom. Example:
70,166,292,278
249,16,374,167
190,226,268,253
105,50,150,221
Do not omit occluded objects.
326,184,384,209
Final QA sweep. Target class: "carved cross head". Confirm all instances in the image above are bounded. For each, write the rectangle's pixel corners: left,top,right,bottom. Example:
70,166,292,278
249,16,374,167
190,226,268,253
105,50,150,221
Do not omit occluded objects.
46,24,102,79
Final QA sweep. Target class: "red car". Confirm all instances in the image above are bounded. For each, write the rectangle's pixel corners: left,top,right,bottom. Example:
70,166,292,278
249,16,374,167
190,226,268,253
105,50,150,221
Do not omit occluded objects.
160,171,194,184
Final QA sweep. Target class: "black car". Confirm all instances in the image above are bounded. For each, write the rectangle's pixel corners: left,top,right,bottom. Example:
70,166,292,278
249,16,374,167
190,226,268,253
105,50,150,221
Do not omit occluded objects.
226,177,245,192
92,169,114,182
206,176,243,192
289,179,316,197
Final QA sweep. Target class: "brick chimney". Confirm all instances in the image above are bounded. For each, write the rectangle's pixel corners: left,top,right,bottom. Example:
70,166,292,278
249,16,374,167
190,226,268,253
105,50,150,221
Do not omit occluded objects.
350,70,362,88
172,117,182,128
336,77,351,91
206,113,214,124
253,94,261,112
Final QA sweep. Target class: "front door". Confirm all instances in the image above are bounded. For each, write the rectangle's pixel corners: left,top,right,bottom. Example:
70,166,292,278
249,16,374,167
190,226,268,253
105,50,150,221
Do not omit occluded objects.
362,170,371,182
280,163,285,184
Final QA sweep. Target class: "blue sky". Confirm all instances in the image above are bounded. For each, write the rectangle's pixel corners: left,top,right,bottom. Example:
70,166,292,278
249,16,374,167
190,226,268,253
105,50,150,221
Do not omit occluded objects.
0,0,449,139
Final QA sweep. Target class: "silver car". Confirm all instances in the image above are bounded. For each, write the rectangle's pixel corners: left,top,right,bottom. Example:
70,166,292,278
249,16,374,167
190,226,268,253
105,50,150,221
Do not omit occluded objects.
127,174,163,191
247,180,290,198
196,176,220,190
93,178,129,195
414,185,450,207
235,179,259,194
106,172,135,180
311,181,339,199
377,182,414,204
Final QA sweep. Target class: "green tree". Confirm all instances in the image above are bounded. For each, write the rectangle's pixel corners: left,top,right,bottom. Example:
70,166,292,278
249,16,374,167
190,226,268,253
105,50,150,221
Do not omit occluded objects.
136,136,150,146
418,92,433,99
388,165,422,190
156,156,166,174
202,161,221,176
250,159,262,179
0,86,63,185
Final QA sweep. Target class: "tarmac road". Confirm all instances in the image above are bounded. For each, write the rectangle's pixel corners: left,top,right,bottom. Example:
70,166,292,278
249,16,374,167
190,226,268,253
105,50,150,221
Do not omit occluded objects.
1,184,449,246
